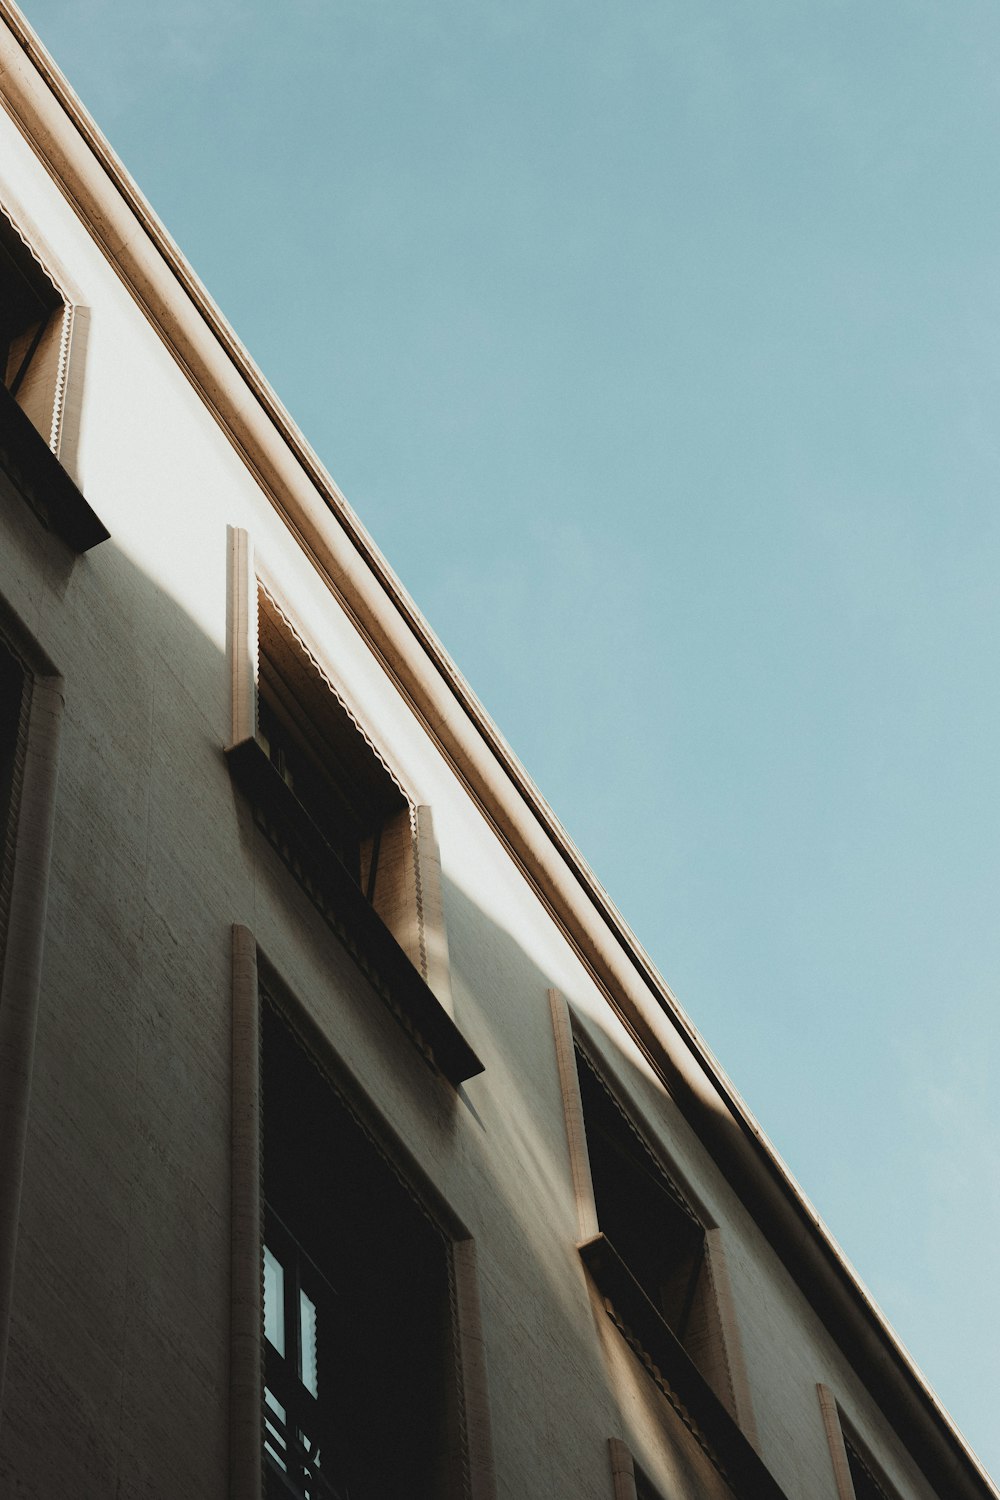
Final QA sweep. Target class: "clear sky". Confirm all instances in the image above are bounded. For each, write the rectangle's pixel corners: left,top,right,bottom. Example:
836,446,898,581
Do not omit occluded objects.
21,0,1000,1479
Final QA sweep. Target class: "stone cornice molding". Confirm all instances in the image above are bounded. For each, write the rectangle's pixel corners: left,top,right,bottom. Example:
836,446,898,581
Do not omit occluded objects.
0,7,994,1497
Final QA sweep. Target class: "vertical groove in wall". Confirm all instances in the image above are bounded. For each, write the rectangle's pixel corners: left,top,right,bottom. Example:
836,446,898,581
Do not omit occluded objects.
548,988,600,1242
451,1238,497,1500
230,924,263,1500
0,656,32,968
818,1384,857,1500
0,672,62,1427
607,1437,639,1500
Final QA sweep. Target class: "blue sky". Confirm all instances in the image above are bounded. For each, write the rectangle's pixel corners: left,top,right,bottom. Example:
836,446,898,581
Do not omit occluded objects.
22,0,1000,1478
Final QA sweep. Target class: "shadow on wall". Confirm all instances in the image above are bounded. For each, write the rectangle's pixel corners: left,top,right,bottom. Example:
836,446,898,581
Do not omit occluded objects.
0,468,752,1500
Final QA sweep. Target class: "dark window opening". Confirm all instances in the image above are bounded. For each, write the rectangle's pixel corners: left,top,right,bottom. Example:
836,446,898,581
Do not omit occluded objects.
845,1437,894,1500
0,212,63,427
262,998,458,1500
256,586,407,899
576,1045,712,1369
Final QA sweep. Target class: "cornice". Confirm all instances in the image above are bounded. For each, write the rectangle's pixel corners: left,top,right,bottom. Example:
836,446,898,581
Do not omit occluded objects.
0,6,994,1496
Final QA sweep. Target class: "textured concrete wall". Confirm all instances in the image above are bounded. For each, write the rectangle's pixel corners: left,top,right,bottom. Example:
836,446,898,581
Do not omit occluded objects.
0,81,948,1500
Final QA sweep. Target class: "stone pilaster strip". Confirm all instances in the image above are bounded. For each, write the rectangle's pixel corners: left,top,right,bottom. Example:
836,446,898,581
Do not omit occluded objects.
452,1237,497,1500
0,669,62,1425
548,987,599,1242
414,804,454,1016
608,1437,638,1500
818,1383,857,1500
228,526,257,748
230,924,262,1500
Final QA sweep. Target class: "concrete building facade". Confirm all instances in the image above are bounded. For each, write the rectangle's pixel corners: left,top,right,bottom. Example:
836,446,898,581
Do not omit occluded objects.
0,6,994,1498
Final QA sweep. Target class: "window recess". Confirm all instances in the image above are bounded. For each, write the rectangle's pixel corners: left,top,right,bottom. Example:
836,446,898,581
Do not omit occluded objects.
818,1388,902,1500
226,554,481,1086
261,992,464,1500
0,615,63,1419
573,1042,787,1500
0,205,106,551
844,1439,896,1500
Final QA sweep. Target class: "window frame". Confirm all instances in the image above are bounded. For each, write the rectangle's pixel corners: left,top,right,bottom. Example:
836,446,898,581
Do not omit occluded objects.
226,530,480,1086
0,198,106,552
0,602,64,1421
228,928,496,1500
262,1210,343,1500
549,989,780,1499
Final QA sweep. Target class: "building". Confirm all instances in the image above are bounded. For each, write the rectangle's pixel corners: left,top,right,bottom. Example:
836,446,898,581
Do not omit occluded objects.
0,5,995,1498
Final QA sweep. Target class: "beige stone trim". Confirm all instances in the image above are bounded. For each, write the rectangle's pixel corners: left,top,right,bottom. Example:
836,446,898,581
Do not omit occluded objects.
704,1228,759,1449
0,665,62,1423
413,804,453,1016
608,1437,639,1500
230,924,263,1500
368,804,422,972
227,526,257,749
818,1384,858,1500
547,988,599,1242
451,1238,497,1500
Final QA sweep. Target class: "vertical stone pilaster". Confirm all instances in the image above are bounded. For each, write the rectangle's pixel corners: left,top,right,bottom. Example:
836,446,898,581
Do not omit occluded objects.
230,924,262,1500
0,669,62,1428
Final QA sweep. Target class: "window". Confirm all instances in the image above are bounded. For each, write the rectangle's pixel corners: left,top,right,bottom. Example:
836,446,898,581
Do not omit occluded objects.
227,538,481,1085
0,204,107,550
261,992,461,1500
0,207,65,448
263,1216,340,1499
255,580,409,911
575,1042,723,1392
844,1438,894,1500
0,617,64,1420
568,1037,787,1500
817,1385,903,1500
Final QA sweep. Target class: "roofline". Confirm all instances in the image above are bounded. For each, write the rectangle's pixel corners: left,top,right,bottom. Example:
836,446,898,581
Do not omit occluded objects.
0,7,994,1495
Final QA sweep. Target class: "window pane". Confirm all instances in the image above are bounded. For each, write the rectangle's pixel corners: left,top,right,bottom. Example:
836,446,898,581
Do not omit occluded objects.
264,1386,288,1472
264,1244,285,1356
300,1289,318,1396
